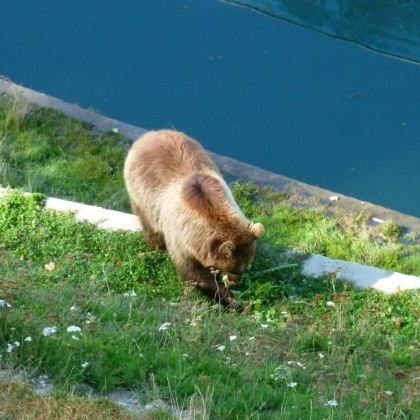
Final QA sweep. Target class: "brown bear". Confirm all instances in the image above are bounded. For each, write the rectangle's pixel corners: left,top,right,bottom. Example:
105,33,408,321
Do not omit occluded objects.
123,130,264,307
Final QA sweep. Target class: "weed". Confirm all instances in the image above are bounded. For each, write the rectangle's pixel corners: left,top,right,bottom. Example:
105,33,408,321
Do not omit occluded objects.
380,220,403,242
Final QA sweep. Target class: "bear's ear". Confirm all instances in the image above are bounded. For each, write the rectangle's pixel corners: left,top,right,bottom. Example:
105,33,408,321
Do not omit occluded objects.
219,241,236,259
249,222,265,238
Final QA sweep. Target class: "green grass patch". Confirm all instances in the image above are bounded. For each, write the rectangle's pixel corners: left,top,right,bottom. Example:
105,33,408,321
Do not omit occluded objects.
0,95,131,211
0,96,420,417
232,182,420,276
0,192,419,418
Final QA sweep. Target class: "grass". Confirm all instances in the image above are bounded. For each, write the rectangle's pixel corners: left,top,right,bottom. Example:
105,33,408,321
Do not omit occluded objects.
232,183,420,276
0,192,419,418
0,96,419,418
0,95,131,211
0,382,142,419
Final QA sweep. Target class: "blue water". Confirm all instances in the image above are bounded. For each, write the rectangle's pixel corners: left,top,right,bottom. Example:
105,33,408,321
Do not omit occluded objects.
1,0,420,216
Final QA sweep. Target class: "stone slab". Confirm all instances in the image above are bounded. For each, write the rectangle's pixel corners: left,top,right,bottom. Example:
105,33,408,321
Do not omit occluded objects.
302,254,420,293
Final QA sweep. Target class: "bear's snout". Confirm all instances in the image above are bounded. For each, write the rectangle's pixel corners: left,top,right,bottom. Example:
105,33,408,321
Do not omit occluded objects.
226,272,242,284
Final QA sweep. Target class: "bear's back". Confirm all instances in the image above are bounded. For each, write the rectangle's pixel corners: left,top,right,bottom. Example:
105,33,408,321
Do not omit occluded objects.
124,130,226,235
124,130,218,191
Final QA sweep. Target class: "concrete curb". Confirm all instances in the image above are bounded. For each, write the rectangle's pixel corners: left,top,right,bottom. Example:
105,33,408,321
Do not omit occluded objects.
46,196,141,232
1,187,419,294
302,255,420,294
1,78,420,234
0,77,146,140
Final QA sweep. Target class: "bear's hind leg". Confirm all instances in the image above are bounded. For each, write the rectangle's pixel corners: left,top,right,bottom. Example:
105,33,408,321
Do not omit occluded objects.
131,202,166,250
143,230,166,251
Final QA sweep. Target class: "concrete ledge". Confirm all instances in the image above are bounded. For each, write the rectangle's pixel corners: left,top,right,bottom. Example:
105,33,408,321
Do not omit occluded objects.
46,197,141,232
302,254,420,293
0,77,146,140
1,78,420,234
1,188,418,293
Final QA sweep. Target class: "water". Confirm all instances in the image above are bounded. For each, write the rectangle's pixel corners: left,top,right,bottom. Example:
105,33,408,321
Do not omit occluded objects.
1,0,420,216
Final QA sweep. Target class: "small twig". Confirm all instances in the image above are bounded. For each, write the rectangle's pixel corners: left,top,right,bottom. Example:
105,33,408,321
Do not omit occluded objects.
209,267,221,304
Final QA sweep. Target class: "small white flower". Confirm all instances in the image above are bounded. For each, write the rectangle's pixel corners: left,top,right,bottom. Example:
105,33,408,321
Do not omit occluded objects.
326,301,335,307
111,127,119,134
245,352,250,356
24,336,32,342
324,400,338,407
261,324,269,328
13,341,20,347
0,299,11,308
42,326,57,336
190,321,197,327
182,354,189,358
85,312,96,324
286,361,306,369
249,336,256,341
229,335,237,341
280,311,288,316
216,345,226,352
287,382,298,388
44,261,56,271
6,343,14,353
158,322,171,331
81,361,89,369
72,335,80,340
70,305,78,311
66,325,82,333
318,352,325,359
384,390,393,396
123,290,137,297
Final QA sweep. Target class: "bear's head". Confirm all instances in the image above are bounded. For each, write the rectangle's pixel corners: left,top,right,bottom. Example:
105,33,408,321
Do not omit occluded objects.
182,171,265,283
208,222,265,284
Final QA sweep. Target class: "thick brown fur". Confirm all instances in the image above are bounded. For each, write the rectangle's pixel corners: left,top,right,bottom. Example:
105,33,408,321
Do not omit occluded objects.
124,130,264,307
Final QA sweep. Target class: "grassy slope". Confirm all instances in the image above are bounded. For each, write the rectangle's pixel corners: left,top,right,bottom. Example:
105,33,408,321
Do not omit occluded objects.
0,96,419,418
0,96,131,211
1,192,419,419
1,95,419,277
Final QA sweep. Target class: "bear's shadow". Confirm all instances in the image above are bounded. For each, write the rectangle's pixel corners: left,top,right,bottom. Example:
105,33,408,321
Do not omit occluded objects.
233,242,349,306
